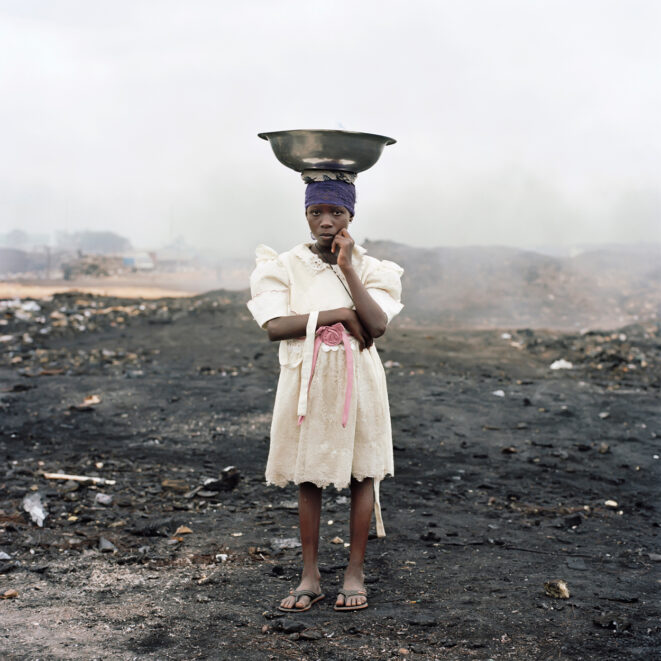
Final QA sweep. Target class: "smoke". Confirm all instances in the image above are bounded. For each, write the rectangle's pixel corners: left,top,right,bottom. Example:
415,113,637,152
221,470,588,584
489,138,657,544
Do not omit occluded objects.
0,1,659,257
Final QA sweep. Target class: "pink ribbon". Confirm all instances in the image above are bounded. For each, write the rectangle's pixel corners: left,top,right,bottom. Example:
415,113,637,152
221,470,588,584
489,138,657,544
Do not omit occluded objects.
297,323,354,428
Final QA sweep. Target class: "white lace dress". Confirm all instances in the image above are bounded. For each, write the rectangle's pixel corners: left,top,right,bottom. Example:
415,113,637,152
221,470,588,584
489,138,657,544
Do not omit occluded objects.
247,242,404,531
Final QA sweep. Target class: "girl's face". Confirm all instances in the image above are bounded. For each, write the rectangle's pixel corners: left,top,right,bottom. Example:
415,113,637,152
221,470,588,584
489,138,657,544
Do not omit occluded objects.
306,204,352,248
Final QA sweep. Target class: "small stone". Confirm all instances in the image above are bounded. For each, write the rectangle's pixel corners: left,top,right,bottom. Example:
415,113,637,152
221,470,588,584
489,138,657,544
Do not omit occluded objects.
420,531,440,542
593,613,631,631
279,620,306,634
161,478,189,492
98,536,118,553
94,493,113,506
543,579,570,599
566,557,587,570
564,514,582,528
299,630,322,640
406,613,437,627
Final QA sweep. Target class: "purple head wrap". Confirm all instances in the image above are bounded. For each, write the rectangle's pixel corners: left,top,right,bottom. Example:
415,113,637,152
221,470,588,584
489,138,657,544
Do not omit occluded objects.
305,180,356,216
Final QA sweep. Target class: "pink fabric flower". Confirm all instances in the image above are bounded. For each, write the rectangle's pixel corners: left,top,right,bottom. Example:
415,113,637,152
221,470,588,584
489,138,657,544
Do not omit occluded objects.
316,322,344,346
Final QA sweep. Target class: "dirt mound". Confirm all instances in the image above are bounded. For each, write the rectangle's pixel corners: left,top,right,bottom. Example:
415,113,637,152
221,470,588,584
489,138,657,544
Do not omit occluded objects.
365,240,661,330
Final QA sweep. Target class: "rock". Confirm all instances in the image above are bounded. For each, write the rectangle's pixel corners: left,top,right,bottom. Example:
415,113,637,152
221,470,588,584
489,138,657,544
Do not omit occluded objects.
0,562,20,575
563,514,582,528
94,493,113,506
299,630,322,640
406,613,438,627
566,557,587,570
161,478,189,492
274,620,306,634
98,537,117,553
128,517,175,537
202,466,241,492
420,531,440,541
593,613,631,631
543,579,570,599
61,480,80,493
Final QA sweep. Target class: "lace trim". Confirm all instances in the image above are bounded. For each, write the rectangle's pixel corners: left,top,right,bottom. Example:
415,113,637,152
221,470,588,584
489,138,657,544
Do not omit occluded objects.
292,243,366,275
266,469,393,491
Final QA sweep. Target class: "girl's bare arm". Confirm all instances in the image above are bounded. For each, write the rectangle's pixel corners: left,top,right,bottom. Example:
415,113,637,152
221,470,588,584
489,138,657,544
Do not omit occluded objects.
265,308,373,349
333,230,388,338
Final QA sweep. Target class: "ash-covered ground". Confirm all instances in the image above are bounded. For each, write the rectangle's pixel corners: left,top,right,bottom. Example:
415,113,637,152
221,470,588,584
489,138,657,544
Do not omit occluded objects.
0,292,659,660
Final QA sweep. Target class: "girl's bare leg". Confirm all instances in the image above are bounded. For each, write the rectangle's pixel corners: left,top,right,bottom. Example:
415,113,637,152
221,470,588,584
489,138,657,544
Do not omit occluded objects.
279,482,322,609
336,477,373,608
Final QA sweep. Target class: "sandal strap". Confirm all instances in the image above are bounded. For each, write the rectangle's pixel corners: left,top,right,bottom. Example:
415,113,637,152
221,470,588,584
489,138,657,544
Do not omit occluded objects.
292,589,321,599
338,589,367,597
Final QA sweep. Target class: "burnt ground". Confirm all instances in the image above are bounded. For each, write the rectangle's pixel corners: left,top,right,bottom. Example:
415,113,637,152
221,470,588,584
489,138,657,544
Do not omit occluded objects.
0,292,660,660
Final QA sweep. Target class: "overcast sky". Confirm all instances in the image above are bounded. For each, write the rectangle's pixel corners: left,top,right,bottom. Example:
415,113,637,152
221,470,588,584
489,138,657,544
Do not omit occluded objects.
1,0,659,257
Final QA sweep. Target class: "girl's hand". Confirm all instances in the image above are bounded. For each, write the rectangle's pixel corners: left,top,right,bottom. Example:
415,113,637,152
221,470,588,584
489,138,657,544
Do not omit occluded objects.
341,309,373,351
332,229,354,271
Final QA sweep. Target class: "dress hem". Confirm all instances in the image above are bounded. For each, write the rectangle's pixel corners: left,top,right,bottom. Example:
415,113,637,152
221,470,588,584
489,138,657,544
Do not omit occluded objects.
265,470,394,491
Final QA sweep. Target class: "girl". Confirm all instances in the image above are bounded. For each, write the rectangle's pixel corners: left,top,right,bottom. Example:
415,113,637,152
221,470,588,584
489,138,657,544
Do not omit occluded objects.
247,177,403,612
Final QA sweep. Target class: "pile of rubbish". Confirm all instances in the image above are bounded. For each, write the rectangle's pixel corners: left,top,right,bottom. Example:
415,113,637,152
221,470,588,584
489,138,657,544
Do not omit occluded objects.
508,323,660,383
0,292,238,374
61,255,125,280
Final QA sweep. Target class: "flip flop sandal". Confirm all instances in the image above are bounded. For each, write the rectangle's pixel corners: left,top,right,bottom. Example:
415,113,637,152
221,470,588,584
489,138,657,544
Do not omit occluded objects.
278,589,325,613
334,588,368,611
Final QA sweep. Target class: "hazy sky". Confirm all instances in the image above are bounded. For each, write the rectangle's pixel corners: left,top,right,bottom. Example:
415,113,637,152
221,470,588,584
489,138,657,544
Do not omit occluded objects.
1,0,660,257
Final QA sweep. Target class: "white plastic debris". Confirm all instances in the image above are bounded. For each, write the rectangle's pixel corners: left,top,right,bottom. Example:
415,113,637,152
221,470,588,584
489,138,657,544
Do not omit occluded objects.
0,335,14,343
604,499,618,508
500,332,512,340
22,492,48,527
94,493,113,506
550,359,573,370
271,537,301,550
0,551,11,560
492,389,505,397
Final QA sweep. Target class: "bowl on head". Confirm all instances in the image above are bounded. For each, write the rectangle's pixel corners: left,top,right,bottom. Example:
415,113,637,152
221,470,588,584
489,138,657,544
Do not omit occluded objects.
258,129,396,174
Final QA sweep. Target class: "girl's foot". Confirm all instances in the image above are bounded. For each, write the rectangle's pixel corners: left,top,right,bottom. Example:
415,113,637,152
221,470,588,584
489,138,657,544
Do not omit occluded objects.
335,569,367,609
280,575,322,610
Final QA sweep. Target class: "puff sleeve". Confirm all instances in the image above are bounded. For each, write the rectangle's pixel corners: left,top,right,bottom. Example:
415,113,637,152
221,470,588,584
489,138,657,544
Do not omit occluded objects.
363,257,404,323
246,245,290,328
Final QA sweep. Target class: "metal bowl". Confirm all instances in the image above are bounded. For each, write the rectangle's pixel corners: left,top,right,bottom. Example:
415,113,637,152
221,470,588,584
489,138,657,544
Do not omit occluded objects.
258,129,396,174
